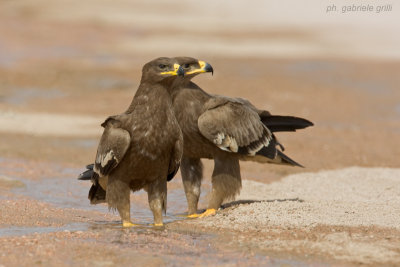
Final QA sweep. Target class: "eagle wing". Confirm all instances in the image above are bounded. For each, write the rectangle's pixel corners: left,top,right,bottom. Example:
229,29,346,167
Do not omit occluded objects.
167,138,183,181
93,116,131,177
198,96,277,158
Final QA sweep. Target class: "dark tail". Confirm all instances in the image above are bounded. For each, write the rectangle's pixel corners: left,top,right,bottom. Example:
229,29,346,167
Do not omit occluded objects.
261,115,313,132
277,150,304,168
255,146,304,168
77,164,94,180
77,164,106,204
88,181,107,204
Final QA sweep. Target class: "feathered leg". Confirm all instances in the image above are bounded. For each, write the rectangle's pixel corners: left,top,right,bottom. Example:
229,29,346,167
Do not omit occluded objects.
146,178,167,226
107,177,134,227
199,156,241,218
181,157,203,216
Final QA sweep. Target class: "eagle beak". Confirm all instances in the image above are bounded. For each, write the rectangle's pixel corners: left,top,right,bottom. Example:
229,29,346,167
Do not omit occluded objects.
177,64,185,77
161,64,185,77
200,60,214,75
186,60,214,75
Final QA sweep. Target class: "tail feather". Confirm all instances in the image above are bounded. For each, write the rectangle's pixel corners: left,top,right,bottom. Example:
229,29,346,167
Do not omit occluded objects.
277,150,304,168
254,145,304,167
261,115,313,132
86,163,94,170
77,163,94,180
254,138,278,159
78,163,106,204
88,182,107,204
77,169,94,180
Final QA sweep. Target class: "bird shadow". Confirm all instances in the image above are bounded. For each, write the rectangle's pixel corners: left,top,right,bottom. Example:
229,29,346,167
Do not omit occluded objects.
221,197,304,209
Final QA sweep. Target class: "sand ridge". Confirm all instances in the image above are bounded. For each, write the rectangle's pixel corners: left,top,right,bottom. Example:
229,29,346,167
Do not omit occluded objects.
194,167,400,230
175,167,400,265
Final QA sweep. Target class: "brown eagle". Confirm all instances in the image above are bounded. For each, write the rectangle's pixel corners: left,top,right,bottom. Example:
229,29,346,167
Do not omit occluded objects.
169,57,313,217
80,57,184,227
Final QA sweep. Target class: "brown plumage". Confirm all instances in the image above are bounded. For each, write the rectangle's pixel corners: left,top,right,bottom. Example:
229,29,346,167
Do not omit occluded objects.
78,57,313,219
82,57,184,227
170,57,313,217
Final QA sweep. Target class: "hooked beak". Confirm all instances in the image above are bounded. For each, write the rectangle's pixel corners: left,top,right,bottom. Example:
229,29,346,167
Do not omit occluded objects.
177,64,184,77
186,60,214,75
161,63,185,77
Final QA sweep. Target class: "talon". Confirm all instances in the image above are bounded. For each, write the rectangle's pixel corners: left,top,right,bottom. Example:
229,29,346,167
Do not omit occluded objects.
198,208,216,218
187,213,201,218
122,221,137,227
176,214,194,218
153,223,164,227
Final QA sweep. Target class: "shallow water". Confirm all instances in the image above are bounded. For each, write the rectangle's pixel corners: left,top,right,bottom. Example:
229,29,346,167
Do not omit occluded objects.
0,223,88,237
9,167,192,226
0,156,205,226
84,76,135,91
1,88,66,105
66,139,98,148
0,45,82,67
0,159,327,265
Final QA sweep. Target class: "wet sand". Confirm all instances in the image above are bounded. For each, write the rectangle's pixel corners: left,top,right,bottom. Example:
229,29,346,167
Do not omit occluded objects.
1,0,400,266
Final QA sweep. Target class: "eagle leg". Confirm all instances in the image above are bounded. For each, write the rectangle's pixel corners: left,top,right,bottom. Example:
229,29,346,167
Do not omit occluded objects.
208,157,241,211
117,200,136,227
116,198,136,227
107,177,136,227
146,179,167,226
180,157,203,216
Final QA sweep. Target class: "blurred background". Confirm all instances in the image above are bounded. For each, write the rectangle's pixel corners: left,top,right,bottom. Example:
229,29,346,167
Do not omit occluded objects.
1,2,399,264
0,0,399,179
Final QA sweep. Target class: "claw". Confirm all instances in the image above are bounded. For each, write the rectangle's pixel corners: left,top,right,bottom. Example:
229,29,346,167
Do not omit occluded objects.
187,209,217,218
198,208,217,218
122,221,138,227
153,223,164,227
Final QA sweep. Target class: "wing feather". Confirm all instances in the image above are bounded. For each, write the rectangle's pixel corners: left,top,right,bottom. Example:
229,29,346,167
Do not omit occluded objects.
94,117,131,177
198,96,276,158
167,138,183,181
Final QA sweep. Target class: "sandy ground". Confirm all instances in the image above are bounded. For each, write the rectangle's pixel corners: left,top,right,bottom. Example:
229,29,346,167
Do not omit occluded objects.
0,0,400,266
173,168,400,265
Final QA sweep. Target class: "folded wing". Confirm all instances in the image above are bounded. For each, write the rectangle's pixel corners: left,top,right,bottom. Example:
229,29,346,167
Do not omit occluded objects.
198,96,277,159
94,116,131,177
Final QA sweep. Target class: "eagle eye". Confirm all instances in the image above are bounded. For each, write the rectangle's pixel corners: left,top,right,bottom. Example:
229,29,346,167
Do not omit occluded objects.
183,63,190,69
158,64,167,69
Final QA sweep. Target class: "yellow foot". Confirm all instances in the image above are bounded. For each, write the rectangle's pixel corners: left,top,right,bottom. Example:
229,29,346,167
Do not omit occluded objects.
198,208,217,218
176,214,191,218
152,223,164,227
187,213,200,218
122,221,138,227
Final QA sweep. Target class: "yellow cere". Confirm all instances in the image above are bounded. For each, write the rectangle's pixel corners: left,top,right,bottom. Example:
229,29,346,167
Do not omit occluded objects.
160,63,181,76
186,60,207,75
198,60,206,69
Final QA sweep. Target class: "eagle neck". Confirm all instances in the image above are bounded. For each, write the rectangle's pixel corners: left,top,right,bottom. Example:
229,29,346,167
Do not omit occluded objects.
125,82,171,113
